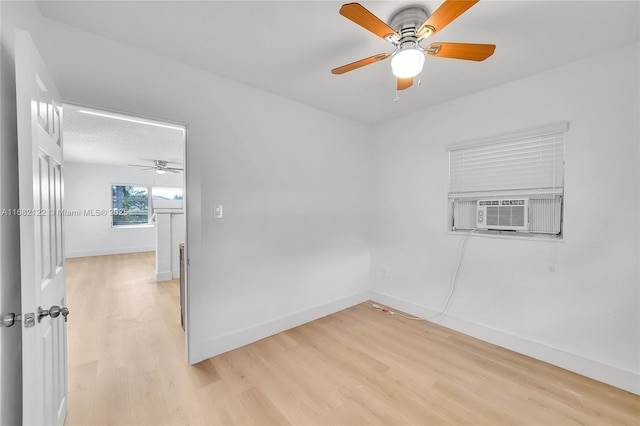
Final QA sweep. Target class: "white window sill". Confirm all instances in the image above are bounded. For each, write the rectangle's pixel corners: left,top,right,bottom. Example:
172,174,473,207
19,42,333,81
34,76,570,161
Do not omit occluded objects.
448,230,563,242
111,224,155,229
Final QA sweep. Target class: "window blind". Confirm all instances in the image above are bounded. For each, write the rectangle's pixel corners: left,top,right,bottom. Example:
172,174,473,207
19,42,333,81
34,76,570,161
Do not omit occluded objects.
447,122,567,236
448,123,567,198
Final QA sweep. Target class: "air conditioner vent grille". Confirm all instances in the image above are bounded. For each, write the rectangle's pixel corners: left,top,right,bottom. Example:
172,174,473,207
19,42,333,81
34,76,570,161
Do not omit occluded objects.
477,199,529,231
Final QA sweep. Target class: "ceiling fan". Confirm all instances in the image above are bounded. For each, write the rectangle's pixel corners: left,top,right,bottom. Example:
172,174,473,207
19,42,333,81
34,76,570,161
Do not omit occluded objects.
331,0,495,91
129,160,183,174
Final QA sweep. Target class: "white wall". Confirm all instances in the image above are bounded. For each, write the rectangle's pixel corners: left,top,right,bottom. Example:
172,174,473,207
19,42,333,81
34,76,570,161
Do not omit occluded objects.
154,210,185,281
5,5,373,364
64,162,182,258
370,42,640,393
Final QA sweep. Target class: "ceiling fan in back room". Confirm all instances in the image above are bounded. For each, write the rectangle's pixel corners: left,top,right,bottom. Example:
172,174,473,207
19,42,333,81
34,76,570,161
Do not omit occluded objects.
331,0,495,96
129,160,183,175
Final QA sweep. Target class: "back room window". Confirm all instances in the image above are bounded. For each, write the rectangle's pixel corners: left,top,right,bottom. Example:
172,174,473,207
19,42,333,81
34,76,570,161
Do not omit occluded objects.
152,187,183,201
111,185,150,226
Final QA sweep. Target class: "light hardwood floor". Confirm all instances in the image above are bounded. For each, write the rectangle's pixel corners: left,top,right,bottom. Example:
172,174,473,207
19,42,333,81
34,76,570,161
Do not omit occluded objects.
65,252,639,425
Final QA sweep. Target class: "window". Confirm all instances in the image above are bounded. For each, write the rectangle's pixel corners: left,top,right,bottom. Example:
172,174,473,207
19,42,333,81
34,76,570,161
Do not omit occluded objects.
152,187,183,201
112,185,150,226
447,122,567,237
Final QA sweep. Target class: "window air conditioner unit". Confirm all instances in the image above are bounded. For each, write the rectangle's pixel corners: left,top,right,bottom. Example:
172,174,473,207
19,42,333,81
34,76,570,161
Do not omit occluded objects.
476,199,529,231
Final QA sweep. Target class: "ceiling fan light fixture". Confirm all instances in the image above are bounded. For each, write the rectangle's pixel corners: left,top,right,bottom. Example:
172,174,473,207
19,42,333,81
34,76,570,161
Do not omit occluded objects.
155,168,167,175
391,42,425,78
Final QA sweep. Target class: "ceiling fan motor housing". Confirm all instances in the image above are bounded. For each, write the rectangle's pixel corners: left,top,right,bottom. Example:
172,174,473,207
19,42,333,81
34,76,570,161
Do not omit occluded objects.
389,6,429,42
388,6,429,78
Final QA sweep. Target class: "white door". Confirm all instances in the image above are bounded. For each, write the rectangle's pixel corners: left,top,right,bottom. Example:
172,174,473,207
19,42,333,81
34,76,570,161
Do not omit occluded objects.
15,29,68,426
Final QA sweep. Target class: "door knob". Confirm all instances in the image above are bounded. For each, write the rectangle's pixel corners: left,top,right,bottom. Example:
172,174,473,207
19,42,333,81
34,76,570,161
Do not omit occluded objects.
37,305,70,323
61,307,69,322
1,312,21,328
49,305,61,318
37,306,49,322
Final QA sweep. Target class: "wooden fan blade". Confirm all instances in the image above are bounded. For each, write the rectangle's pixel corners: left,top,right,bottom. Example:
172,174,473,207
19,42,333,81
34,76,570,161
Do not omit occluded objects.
340,3,399,40
331,53,390,75
426,42,495,61
396,77,413,91
417,0,479,39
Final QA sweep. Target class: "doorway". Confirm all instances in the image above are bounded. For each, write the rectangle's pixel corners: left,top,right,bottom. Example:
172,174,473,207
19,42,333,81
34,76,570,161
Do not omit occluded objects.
61,104,188,339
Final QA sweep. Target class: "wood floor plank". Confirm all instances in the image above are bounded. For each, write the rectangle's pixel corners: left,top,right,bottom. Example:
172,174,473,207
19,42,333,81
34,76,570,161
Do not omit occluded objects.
65,253,640,425
128,369,172,425
237,386,291,425
90,366,131,425
186,359,222,389
65,361,97,425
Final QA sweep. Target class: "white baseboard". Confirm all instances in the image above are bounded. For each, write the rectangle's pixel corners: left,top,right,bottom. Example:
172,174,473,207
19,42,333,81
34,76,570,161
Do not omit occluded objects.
199,291,370,363
65,246,155,259
156,269,180,281
371,290,639,395
155,271,173,282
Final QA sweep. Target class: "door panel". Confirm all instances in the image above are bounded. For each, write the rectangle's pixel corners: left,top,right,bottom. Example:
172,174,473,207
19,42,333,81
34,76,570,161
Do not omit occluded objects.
15,29,67,426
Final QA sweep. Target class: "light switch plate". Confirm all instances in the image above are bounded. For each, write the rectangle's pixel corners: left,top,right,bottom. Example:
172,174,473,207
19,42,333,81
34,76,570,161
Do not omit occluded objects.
214,205,223,219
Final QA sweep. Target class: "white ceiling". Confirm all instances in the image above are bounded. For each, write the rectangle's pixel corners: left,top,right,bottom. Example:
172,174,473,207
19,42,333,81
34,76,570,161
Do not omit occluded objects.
37,1,639,126
40,1,638,166
63,105,185,167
